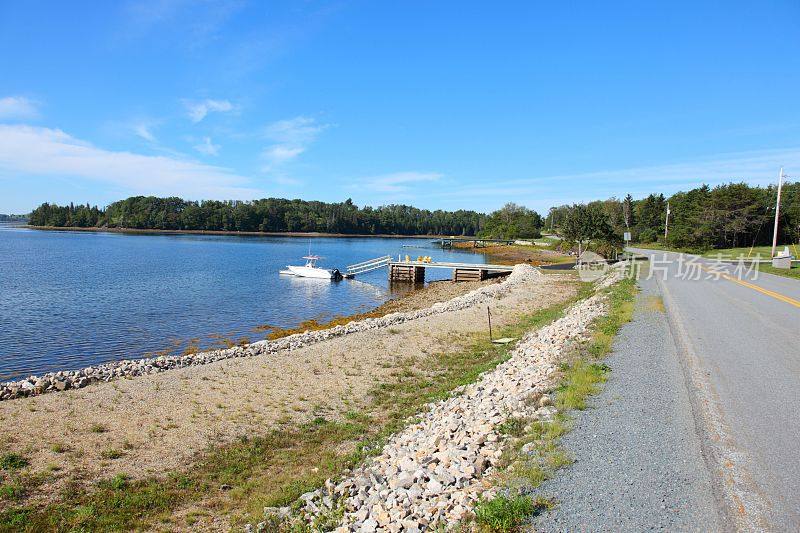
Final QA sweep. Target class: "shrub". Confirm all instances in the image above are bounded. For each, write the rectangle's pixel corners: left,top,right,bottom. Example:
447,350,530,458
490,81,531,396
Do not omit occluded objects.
0,453,29,471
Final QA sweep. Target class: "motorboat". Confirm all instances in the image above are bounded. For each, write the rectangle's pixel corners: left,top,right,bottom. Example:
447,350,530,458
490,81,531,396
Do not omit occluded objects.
280,255,342,280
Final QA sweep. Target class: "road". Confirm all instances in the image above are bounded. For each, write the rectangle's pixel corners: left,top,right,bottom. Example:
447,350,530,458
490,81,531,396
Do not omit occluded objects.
632,249,800,531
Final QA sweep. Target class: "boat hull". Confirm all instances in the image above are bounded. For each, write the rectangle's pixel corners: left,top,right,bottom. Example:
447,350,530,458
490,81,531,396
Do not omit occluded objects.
286,265,336,279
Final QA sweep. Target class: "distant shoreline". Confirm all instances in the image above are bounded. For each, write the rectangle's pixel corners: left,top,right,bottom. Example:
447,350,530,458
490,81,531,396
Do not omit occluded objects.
23,225,456,239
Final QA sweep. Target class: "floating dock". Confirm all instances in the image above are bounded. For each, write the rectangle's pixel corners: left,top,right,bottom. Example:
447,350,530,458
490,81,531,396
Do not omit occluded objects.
388,260,514,283
346,255,515,283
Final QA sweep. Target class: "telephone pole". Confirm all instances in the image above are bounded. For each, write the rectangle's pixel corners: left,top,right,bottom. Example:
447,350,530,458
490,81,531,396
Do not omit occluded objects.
771,167,785,258
664,201,671,243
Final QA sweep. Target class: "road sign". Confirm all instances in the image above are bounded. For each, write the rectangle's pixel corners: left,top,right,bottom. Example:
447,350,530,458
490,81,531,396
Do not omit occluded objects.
624,231,631,242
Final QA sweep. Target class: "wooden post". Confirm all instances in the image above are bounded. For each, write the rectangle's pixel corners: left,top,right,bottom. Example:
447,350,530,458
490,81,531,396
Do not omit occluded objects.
487,306,493,341
390,264,425,283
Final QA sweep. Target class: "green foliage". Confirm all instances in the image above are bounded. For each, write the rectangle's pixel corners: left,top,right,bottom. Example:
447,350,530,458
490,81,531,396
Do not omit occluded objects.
555,361,609,410
0,481,26,501
30,196,487,236
100,448,124,460
560,203,621,255
479,202,543,240
0,454,29,471
474,494,539,531
497,417,526,438
549,181,800,251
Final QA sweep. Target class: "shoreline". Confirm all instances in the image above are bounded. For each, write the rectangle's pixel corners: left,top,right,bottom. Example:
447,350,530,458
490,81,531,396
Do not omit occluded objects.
0,275,507,399
22,225,457,239
0,264,579,530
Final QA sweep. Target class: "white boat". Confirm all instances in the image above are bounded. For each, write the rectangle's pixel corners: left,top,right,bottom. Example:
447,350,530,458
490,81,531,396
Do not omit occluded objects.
280,255,342,280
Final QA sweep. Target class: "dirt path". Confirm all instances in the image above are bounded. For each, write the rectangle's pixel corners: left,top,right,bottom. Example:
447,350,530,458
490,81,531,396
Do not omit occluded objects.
0,273,577,515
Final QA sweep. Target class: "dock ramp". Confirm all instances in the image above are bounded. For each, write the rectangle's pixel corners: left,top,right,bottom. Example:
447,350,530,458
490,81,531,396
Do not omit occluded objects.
346,255,392,276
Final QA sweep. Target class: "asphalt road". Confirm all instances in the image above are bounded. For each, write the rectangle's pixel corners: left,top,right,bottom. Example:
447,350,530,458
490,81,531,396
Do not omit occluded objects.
631,249,800,531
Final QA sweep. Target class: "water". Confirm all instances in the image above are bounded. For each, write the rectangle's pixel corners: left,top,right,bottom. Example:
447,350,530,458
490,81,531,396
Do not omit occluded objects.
0,225,488,381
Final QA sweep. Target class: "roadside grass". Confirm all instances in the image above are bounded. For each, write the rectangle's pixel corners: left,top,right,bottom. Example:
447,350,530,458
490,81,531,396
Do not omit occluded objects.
756,263,800,280
699,244,799,259
474,494,552,531
474,276,637,532
634,243,800,281
0,283,587,532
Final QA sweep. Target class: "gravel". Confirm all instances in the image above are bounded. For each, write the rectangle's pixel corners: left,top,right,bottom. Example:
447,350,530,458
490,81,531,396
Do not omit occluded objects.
529,276,722,532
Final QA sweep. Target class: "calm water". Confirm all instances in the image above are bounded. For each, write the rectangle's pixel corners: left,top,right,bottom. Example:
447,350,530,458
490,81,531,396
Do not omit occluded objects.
0,225,487,381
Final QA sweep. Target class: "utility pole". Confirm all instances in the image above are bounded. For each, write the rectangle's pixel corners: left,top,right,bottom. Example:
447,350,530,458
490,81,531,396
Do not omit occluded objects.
771,167,785,258
664,202,671,243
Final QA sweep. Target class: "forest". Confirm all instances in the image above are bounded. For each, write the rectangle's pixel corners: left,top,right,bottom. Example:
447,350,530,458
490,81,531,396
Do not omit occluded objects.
548,181,800,251
27,197,487,236
27,180,800,251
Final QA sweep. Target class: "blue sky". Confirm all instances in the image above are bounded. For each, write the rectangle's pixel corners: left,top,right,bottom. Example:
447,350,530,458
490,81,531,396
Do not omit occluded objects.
1,0,799,215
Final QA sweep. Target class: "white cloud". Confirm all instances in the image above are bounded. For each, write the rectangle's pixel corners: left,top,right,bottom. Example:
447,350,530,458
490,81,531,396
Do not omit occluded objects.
262,144,304,164
0,96,40,121
261,116,327,170
182,98,234,123
193,136,220,156
0,124,261,199
132,121,157,142
265,116,327,145
359,171,443,193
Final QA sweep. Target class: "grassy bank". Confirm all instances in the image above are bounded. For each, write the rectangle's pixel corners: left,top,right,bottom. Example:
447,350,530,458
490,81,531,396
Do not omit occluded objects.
472,276,637,532
634,243,800,281
453,242,572,267
0,281,588,532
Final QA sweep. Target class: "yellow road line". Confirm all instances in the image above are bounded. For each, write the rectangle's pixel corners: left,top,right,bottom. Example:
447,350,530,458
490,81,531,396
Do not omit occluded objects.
699,264,800,309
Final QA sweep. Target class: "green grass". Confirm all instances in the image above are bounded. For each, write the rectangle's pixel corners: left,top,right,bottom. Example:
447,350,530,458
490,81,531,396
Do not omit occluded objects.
474,494,551,531
555,362,609,411
0,285,589,532
756,264,800,280
699,244,799,259
635,243,800,281
100,448,124,460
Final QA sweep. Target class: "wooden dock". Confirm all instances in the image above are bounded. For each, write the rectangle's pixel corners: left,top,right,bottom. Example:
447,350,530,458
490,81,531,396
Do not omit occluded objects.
388,260,514,283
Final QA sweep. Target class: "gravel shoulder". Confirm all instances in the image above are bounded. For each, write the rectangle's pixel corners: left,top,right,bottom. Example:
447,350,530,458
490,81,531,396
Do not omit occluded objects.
530,276,722,532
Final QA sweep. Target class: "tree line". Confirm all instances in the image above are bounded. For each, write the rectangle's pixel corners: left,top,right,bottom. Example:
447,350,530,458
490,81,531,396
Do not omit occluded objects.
27,180,800,250
0,214,28,222
28,196,489,236
548,181,800,251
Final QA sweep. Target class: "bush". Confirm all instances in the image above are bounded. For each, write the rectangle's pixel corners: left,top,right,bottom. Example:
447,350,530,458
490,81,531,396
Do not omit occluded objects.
638,228,659,243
